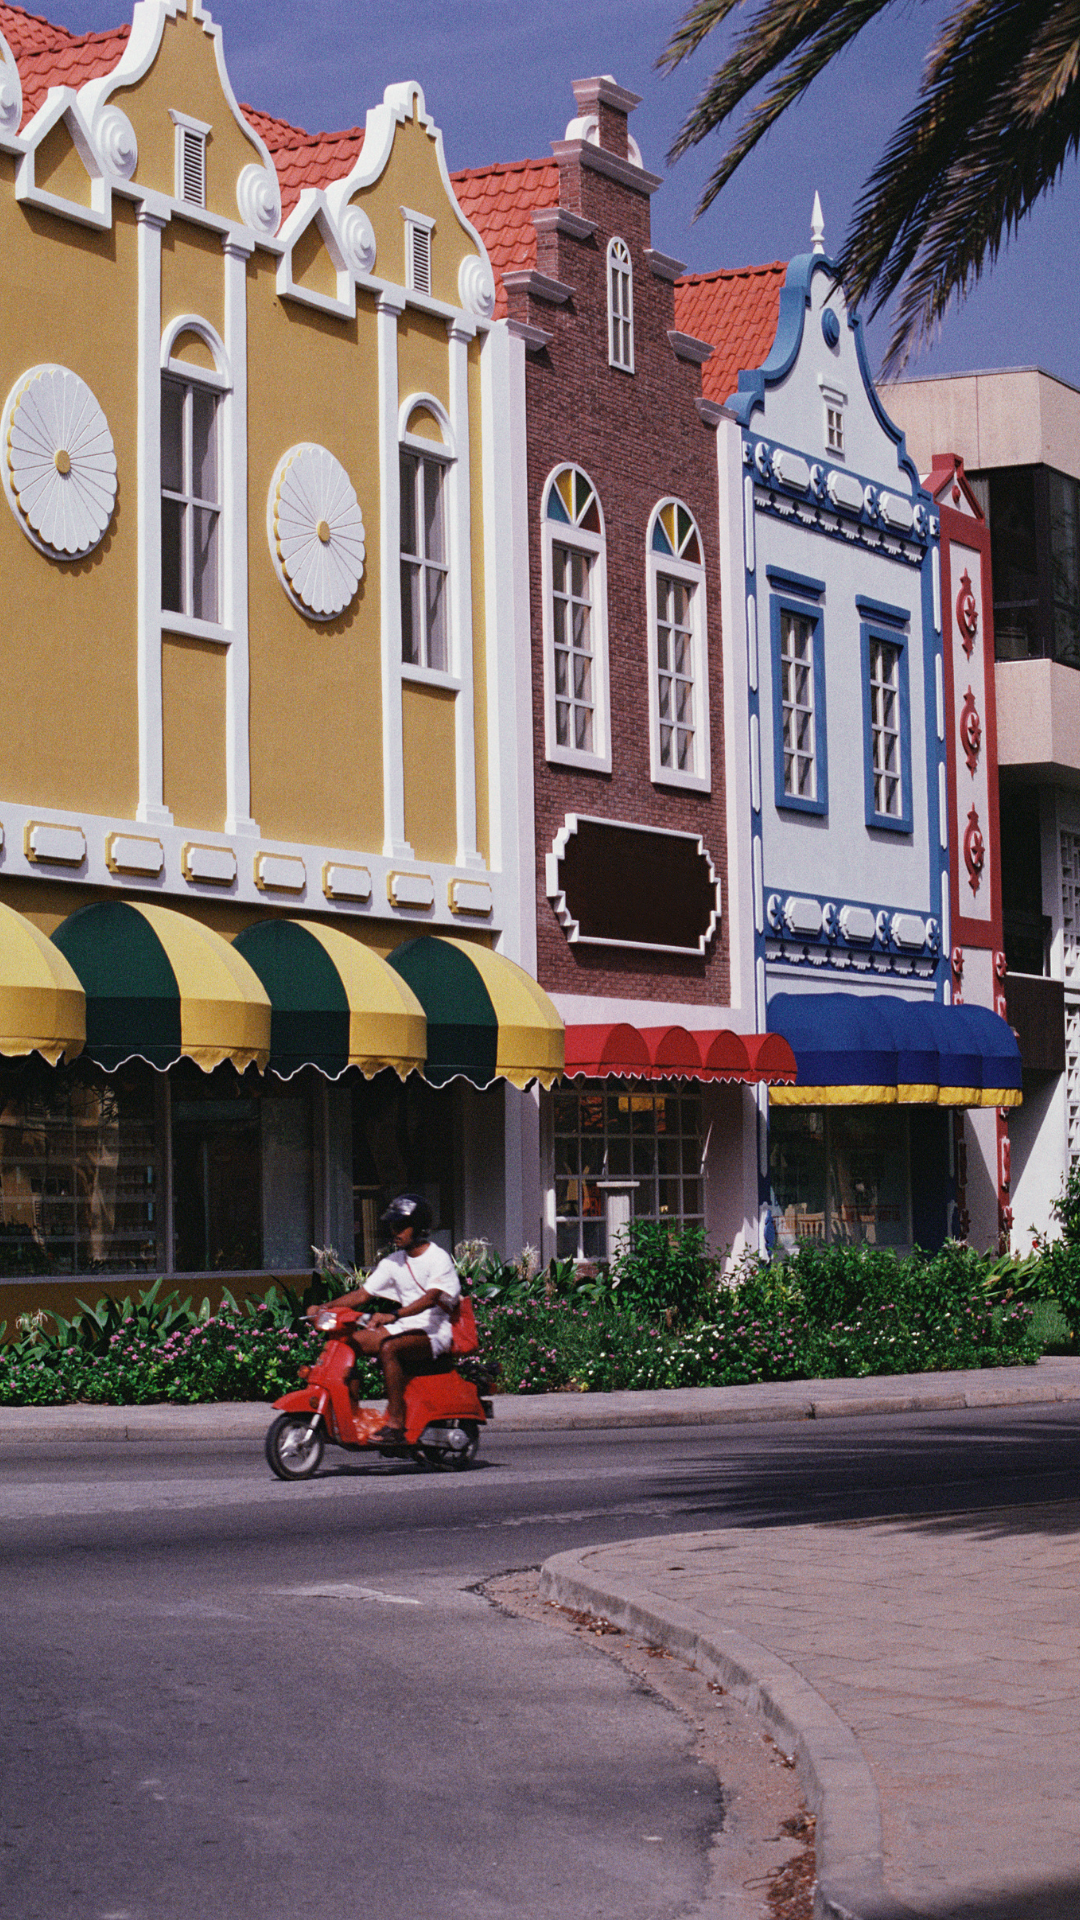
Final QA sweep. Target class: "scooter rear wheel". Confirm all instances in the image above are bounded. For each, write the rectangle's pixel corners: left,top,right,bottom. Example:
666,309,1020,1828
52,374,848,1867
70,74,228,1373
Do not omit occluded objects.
266,1413,325,1480
412,1419,480,1471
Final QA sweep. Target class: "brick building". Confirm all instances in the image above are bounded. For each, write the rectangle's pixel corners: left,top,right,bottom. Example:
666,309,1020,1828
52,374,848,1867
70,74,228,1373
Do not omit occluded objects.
457,81,795,1267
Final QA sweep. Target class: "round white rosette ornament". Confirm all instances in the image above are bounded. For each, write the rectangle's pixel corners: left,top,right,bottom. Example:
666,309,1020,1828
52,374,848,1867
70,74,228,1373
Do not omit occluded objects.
268,443,365,621
3,365,118,558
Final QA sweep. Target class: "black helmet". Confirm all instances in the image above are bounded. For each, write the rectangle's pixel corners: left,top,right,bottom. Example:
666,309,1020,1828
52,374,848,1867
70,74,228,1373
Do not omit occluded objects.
379,1193,432,1239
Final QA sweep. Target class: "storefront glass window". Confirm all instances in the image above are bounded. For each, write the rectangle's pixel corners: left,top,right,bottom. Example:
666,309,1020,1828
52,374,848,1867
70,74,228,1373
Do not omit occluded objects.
553,1085,704,1262
351,1071,456,1266
770,1107,912,1251
0,1057,162,1276
171,1064,314,1274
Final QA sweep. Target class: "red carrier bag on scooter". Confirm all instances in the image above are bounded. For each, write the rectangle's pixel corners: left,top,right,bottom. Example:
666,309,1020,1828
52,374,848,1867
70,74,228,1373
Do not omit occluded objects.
449,1291,480,1357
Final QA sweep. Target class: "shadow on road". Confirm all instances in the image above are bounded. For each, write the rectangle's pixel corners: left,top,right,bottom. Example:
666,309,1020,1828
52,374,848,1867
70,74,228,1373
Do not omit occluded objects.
912,1874,1080,1919
644,1407,1080,1538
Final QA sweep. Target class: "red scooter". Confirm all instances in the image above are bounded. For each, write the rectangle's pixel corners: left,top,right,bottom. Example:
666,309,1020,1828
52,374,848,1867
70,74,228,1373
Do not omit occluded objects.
265,1303,490,1479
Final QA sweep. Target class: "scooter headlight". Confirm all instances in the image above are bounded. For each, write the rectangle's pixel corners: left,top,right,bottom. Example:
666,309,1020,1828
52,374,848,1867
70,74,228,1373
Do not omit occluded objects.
316,1310,336,1332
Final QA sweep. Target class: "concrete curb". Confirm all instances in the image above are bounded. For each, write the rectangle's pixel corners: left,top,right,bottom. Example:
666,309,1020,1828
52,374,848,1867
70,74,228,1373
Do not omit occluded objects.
539,1546,921,1920
1,1358,1079,1442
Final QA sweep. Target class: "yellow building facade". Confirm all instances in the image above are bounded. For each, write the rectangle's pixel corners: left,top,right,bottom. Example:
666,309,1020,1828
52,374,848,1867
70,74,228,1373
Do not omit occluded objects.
0,0,558,1311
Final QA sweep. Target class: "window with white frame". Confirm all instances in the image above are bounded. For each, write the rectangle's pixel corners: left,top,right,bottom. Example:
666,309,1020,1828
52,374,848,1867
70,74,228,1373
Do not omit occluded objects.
647,500,709,789
543,466,610,769
859,613,911,833
780,609,816,800
553,1083,705,1263
820,381,846,457
161,372,220,623
869,637,902,817
607,237,633,372
400,450,449,671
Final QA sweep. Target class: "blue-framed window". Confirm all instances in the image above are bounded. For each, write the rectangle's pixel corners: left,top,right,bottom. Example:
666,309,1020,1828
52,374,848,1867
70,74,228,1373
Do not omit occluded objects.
860,618,912,833
770,586,827,816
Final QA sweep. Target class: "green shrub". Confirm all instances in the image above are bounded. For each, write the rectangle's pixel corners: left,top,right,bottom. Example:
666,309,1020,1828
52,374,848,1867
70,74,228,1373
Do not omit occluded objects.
607,1221,720,1326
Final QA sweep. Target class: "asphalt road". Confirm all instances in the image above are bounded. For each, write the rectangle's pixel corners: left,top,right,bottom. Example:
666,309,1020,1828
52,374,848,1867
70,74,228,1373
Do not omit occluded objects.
3,1403,1079,1920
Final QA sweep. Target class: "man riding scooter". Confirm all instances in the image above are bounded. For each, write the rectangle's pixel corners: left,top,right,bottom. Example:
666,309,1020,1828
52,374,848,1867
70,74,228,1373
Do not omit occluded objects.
308,1193,460,1445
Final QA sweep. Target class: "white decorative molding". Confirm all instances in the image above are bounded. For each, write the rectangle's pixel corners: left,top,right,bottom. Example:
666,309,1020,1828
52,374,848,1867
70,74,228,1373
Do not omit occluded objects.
79,0,283,236
387,870,435,910
891,912,927,951
547,813,721,957
236,161,281,236
772,449,811,492
839,904,877,944
181,842,237,887
783,895,823,938
2,366,117,559
448,878,493,917
105,832,164,876
878,491,915,533
268,444,365,621
97,106,138,179
339,203,376,275
826,468,865,513
0,31,22,136
323,862,372,903
16,88,111,231
25,821,86,867
255,851,306,893
458,254,495,320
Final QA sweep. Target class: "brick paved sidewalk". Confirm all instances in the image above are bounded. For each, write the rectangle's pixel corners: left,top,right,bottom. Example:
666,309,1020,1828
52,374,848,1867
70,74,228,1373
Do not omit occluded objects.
543,1494,1080,1919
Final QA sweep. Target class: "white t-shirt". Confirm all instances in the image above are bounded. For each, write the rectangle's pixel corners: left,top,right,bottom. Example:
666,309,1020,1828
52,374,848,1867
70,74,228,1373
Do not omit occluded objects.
367,1243,461,1356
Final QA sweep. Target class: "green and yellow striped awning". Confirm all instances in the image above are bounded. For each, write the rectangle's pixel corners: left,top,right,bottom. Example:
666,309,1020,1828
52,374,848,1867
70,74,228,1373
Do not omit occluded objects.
386,935,564,1090
233,920,426,1080
52,900,271,1073
0,901,85,1064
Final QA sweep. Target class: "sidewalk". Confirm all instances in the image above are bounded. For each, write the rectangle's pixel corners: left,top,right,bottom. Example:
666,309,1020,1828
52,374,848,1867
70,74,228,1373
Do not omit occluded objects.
0,1354,1079,1442
542,1488,1080,1917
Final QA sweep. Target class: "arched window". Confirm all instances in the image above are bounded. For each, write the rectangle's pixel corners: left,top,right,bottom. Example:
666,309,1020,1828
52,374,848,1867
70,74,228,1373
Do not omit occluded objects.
399,395,455,676
607,237,633,373
647,500,710,790
542,465,610,771
160,320,230,630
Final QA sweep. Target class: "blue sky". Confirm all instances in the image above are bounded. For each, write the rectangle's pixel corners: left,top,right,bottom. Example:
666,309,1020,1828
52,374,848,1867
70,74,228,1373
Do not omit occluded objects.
38,0,1080,388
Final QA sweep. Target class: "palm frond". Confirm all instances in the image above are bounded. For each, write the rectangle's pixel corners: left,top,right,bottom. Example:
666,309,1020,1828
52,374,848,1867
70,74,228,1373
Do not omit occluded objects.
661,0,1080,365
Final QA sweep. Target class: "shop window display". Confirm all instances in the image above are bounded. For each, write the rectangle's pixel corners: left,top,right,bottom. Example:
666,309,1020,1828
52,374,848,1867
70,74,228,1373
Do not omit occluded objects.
769,1106,911,1251
171,1062,313,1274
0,1057,163,1276
351,1071,456,1264
553,1085,704,1262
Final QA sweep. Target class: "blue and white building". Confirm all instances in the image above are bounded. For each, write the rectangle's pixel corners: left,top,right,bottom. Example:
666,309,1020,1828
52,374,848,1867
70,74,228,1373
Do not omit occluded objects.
707,208,1020,1255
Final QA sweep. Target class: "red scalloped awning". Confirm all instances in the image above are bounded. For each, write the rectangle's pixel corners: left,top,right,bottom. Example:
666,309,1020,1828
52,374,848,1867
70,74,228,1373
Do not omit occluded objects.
563,1023,796,1084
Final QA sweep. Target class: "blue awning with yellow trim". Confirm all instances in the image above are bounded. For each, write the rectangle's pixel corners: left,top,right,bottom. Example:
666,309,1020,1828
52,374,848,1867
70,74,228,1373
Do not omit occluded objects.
768,992,1022,1109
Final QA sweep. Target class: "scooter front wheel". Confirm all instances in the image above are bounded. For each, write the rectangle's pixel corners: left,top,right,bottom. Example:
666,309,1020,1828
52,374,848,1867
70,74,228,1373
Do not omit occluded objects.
412,1419,480,1471
266,1413,325,1481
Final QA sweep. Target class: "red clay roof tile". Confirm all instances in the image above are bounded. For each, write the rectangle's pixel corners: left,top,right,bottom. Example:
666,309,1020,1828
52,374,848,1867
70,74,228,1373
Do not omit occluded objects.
0,4,129,128
241,103,365,217
451,158,559,318
675,261,787,407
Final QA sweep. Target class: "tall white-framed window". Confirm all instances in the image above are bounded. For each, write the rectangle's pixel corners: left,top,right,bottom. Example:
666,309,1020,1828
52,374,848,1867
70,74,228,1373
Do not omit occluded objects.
398,396,457,684
768,576,828,817
161,370,221,625
646,499,710,791
169,110,210,210
542,464,611,771
400,450,448,671
607,237,634,372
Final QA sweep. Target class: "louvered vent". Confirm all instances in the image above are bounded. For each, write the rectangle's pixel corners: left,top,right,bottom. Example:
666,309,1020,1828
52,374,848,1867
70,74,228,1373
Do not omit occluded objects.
409,224,431,297
181,128,205,207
